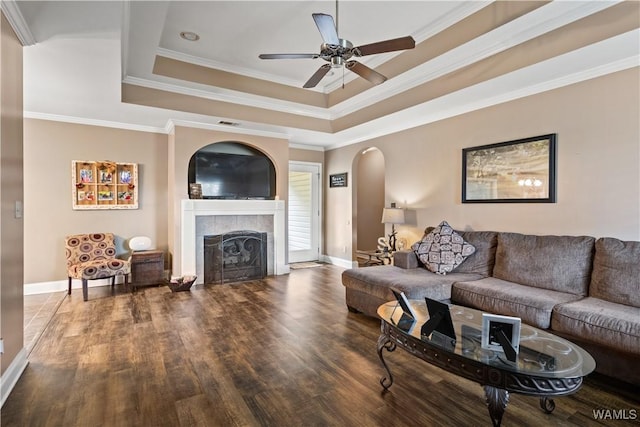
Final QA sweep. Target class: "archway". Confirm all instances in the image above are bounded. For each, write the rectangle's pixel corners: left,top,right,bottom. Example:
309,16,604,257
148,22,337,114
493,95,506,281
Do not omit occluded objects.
187,141,276,200
353,147,385,258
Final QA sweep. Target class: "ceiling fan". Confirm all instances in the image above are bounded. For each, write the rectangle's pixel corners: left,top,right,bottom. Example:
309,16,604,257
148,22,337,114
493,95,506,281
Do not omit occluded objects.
258,4,415,89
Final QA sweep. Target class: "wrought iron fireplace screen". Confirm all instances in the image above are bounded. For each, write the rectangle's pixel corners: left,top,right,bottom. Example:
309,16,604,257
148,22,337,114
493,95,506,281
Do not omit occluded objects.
204,230,267,284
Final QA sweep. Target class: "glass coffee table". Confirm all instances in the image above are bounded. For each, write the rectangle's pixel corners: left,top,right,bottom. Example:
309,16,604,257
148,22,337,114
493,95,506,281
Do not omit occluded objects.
377,300,595,427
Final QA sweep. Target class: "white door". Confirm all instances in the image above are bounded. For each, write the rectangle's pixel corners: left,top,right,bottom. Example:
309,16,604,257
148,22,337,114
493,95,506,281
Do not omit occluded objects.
288,162,321,263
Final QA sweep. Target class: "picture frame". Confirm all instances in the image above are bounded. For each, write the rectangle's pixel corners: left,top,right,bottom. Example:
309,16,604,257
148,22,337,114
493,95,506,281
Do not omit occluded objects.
462,134,557,203
329,172,348,188
72,160,138,209
421,297,456,341
390,288,418,321
481,313,521,362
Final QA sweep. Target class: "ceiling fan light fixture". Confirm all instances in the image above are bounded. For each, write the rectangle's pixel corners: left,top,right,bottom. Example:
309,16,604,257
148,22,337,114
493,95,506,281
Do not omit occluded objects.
258,2,415,89
179,31,200,42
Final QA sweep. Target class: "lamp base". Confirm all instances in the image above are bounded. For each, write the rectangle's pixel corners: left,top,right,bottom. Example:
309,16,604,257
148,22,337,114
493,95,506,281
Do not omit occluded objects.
388,225,398,252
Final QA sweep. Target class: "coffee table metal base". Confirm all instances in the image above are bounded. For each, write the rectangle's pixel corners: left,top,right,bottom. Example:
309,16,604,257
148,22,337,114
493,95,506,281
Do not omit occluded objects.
377,322,583,427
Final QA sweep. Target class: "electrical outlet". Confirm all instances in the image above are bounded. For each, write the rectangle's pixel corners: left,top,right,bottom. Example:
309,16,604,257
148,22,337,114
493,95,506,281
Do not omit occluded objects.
0,338,4,354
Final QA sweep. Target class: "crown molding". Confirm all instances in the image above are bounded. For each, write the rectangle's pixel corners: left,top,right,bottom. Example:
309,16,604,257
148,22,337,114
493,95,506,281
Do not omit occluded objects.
24,112,167,134
289,142,325,152
167,119,291,140
1,0,36,46
123,75,332,120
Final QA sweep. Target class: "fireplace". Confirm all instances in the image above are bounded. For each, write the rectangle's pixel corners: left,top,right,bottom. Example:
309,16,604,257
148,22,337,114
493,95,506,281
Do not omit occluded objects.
204,231,267,284
179,199,288,283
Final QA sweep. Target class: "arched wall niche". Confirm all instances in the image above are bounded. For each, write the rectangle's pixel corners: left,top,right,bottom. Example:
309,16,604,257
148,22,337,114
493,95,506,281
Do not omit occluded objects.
352,147,385,255
187,141,277,200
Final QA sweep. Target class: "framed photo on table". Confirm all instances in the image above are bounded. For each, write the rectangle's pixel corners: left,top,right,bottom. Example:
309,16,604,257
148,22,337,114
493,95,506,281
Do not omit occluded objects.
481,313,521,362
462,134,557,203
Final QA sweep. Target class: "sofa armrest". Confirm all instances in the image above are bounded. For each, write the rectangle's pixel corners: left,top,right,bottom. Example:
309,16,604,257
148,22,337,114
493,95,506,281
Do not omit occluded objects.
394,250,420,269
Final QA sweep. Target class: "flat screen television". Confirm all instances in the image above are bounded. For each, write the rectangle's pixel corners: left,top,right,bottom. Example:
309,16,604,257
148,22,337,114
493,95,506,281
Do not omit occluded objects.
188,151,276,200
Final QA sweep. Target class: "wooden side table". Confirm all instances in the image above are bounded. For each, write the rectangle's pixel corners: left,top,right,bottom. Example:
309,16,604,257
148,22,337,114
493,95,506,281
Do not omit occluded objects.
130,250,165,289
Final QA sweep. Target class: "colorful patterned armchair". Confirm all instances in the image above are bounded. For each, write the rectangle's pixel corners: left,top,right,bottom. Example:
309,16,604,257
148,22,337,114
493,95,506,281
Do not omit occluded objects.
65,233,130,301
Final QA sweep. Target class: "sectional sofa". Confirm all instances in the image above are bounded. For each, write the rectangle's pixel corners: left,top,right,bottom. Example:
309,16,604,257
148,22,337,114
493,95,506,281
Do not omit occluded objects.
341,228,640,385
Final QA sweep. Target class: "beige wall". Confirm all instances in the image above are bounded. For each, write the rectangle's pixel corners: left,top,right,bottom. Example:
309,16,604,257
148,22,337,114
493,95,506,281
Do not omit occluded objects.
23,119,169,284
1,12,24,374
289,147,324,164
325,68,640,261
168,126,290,273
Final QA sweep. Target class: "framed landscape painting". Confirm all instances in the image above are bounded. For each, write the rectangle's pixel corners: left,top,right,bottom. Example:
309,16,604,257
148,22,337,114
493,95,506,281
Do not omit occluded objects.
462,134,557,203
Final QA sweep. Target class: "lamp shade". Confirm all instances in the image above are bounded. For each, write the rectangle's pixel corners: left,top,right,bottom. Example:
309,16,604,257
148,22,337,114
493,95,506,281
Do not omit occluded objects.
129,236,152,251
381,207,405,225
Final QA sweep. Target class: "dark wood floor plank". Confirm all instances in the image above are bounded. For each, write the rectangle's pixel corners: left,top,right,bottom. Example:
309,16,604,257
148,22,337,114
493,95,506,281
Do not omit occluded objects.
3,265,638,426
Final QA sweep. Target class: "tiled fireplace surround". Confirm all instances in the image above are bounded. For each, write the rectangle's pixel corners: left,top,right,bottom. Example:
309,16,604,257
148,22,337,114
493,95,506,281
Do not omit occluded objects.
180,199,288,284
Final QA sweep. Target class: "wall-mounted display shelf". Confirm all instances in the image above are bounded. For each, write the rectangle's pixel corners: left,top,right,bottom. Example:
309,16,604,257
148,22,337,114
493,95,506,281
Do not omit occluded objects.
72,160,138,210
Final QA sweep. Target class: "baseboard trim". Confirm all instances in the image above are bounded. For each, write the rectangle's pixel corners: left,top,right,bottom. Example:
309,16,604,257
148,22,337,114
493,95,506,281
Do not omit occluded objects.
0,347,28,408
24,278,117,295
321,255,358,269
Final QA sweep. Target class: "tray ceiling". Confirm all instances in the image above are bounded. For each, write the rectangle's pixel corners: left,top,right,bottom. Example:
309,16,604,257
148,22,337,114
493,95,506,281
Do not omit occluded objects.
9,1,640,149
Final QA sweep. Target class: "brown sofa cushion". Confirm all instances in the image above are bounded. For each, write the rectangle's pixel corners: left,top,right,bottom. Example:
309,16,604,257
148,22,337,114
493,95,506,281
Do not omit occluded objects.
493,233,595,296
552,297,640,355
393,250,419,269
342,265,482,303
456,231,498,276
589,238,640,308
452,277,583,329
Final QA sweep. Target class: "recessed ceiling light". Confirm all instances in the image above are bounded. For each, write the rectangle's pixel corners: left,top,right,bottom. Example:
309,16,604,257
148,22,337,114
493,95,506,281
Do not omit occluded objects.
180,31,200,42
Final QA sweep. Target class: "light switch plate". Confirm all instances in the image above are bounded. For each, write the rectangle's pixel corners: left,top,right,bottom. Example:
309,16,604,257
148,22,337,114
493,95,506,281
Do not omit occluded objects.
15,201,23,218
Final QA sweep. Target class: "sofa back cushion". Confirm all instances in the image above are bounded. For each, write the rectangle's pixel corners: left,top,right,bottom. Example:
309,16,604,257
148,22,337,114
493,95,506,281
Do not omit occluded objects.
455,231,498,276
589,238,640,308
493,233,595,296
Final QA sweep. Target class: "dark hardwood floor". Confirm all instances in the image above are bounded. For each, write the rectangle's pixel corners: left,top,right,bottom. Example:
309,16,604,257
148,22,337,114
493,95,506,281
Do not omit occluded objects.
2,265,638,426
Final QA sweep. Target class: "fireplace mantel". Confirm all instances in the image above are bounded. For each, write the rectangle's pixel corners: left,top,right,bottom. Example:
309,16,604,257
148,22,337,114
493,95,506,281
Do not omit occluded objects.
180,199,288,278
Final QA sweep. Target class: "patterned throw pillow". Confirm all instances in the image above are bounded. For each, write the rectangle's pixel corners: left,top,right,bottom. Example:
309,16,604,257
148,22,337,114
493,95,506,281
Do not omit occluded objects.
411,221,476,275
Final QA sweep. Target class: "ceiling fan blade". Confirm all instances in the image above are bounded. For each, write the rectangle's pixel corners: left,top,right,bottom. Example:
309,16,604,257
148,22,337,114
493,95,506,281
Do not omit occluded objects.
259,53,319,60
345,61,387,85
354,36,416,56
312,13,339,45
303,64,332,88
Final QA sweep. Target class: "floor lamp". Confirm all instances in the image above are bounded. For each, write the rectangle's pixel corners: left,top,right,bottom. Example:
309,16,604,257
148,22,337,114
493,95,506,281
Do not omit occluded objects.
381,203,405,252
